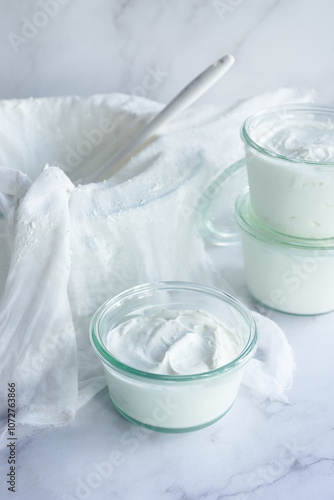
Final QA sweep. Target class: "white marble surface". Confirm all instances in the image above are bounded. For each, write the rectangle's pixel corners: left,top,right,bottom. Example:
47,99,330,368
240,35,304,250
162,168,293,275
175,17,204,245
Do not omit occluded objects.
1,0,334,499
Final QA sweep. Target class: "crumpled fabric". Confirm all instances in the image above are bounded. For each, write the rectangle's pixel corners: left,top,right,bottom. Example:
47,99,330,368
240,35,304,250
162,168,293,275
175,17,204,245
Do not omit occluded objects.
0,88,315,436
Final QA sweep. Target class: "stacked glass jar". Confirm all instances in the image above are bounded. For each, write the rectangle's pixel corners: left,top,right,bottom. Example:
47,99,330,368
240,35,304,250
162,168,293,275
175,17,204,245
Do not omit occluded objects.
236,104,334,315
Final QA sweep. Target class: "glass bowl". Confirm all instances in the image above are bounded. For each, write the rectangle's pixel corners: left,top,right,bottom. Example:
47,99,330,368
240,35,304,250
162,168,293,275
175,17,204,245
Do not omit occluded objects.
241,104,334,238
89,281,257,433
235,188,334,315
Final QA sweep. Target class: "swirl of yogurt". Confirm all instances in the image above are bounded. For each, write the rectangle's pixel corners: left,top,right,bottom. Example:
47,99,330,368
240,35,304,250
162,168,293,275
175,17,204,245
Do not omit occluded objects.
256,125,334,162
106,309,241,375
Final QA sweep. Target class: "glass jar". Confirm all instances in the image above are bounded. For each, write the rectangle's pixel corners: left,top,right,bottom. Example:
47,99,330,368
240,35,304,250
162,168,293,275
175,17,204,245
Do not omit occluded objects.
89,281,258,433
241,104,334,239
235,188,334,315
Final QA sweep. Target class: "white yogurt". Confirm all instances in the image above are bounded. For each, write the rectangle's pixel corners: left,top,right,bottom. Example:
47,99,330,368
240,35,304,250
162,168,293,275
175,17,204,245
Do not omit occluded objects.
256,124,334,162
103,309,244,430
236,189,334,315
106,309,241,375
90,283,257,432
103,361,245,430
241,105,334,239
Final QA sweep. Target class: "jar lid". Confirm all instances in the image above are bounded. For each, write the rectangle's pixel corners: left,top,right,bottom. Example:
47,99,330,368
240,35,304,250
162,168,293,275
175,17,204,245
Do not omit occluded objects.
235,188,334,250
195,158,248,245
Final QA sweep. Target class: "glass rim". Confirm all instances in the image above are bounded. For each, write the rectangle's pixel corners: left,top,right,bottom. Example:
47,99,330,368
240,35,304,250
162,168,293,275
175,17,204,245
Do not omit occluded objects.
240,103,334,169
235,188,334,250
89,281,258,382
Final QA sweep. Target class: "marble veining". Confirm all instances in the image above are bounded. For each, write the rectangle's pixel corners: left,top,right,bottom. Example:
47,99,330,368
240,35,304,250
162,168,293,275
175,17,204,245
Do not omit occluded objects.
1,0,334,499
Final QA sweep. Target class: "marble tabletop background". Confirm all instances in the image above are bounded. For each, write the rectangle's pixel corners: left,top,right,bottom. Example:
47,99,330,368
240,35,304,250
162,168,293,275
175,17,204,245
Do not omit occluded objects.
1,0,334,499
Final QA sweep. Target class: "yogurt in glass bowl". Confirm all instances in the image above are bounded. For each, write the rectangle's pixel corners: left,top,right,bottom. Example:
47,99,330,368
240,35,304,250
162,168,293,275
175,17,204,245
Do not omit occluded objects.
89,281,258,433
235,188,334,315
241,104,334,239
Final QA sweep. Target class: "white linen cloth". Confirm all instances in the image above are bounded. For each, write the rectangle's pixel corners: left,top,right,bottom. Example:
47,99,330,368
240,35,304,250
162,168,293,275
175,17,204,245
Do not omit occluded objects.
0,88,314,436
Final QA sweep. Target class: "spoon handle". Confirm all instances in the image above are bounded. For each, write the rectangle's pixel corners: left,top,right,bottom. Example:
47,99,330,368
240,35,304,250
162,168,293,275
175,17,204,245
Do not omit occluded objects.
84,54,235,183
